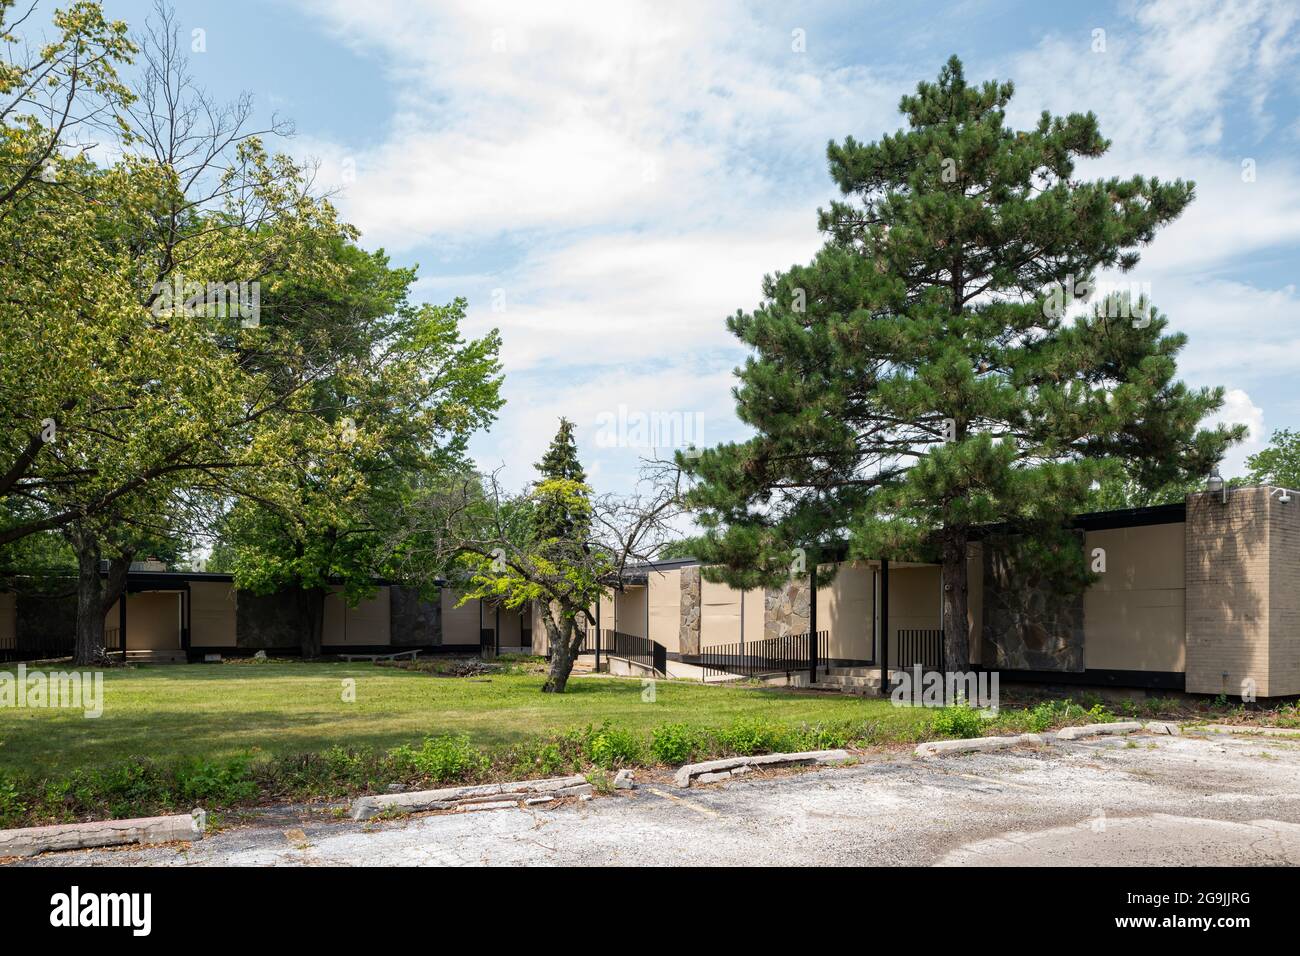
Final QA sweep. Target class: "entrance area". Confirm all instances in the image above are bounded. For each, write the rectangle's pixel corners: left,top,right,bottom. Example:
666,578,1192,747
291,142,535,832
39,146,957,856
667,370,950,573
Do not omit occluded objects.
104,583,190,663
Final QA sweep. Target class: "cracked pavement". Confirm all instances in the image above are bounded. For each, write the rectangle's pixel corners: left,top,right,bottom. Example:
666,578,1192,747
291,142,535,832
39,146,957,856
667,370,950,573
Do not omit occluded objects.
13,729,1300,866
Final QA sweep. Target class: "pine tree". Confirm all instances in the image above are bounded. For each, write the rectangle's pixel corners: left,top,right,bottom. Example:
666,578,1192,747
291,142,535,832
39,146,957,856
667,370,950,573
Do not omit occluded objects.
531,417,589,543
683,56,1242,672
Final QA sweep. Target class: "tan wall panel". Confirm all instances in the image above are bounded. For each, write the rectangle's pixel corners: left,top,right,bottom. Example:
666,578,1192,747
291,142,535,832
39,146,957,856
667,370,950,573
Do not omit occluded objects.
1085,524,1186,672
110,592,180,650
889,566,941,639
819,562,873,661
322,588,346,645
497,607,522,647
647,570,679,652
742,588,764,647
597,594,616,633
441,590,481,645
190,581,236,647
348,587,391,645
320,587,389,646
530,602,549,655
616,586,648,638
701,578,741,645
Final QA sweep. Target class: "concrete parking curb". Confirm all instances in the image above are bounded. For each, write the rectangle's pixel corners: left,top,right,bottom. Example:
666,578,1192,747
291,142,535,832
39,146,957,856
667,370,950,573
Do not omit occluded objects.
0,809,205,858
914,733,1046,758
351,774,589,820
1143,721,1181,735
673,749,852,787
1055,721,1144,740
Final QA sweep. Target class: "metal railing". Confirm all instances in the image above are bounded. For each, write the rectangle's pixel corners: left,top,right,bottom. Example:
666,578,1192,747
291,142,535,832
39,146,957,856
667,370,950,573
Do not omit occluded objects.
0,631,74,662
698,630,827,681
578,628,666,675
895,628,944,673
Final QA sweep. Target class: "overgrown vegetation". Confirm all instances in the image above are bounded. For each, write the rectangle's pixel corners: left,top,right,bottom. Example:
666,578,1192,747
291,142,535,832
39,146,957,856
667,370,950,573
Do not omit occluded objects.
0,661,1286,829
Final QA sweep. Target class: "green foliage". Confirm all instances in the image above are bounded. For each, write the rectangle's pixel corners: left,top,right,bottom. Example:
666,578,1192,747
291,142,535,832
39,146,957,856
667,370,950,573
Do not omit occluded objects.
390,734,490,783
656,537,706,560
931,705,989,739
588,725,643,769
1025,699,1069,733
217,244,503,652
681,55,1242,667
650,722,703,764
0,774,24,820
1247,429,1300,490
715,716,792,755
531,417,590,542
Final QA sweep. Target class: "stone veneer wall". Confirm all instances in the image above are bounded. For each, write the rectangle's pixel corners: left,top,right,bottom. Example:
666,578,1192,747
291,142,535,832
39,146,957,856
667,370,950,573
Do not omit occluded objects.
390,585,441,646
678,566,701,655
764,578,810,640
15,588,77,650
1185,487,1272,696
981,534,1085,672
235,588,305,649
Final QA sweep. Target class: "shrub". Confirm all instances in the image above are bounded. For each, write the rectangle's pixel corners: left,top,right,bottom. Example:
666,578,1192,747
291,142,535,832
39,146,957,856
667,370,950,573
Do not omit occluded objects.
0,775,24,825
931,705,988,739
650,723,700,764
391,734,489,782
1085,702,1115,724
588,726,642,769
791,721,855,751
1026,700,1063,733
175,757,257,804
715,717,790,756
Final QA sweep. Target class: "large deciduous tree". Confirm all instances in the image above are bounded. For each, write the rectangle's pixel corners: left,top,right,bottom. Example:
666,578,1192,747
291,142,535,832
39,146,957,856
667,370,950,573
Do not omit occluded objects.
0,2,359,663
1245,430,1300,491
212,244,503,658
682,56,1241,672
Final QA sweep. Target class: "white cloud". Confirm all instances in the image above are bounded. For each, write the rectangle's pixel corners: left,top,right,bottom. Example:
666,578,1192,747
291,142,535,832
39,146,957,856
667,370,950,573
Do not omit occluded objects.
289,0,1300,492
294,1,901,251
1211,387,1267,477
459,213,822,371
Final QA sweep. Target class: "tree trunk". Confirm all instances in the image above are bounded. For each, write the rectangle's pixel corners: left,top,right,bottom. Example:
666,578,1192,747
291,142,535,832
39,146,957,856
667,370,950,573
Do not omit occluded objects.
541,604,579,693
941,526,971,674
302,586,327,659
67,525,132,667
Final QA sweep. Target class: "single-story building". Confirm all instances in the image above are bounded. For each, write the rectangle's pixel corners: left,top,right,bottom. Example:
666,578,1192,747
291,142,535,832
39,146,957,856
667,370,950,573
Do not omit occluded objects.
1,485,1296,697
537,485,1300,699
0,574,532,663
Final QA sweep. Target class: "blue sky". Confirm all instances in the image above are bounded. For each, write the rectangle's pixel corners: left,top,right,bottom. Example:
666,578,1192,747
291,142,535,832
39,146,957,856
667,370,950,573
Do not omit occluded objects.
95,0,1300,492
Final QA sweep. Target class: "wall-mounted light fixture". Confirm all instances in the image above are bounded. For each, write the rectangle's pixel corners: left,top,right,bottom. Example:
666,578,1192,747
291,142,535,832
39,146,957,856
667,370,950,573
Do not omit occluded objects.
1207,471,1227,504
1270,487,1294,505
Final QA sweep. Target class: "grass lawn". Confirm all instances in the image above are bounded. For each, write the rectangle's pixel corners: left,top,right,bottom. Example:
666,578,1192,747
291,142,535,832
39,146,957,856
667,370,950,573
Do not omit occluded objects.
0,660,932,777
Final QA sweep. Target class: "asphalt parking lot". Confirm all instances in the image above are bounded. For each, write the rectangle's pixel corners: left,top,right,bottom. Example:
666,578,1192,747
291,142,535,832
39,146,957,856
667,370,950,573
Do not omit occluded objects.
17,729,1300,866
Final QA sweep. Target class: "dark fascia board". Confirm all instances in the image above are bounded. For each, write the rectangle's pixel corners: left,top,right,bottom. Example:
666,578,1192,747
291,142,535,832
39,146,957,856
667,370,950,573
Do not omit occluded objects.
995,667,1186,691
1066,501,1186,531
646,503,1189,571
623,556,702,575
109,571,448,588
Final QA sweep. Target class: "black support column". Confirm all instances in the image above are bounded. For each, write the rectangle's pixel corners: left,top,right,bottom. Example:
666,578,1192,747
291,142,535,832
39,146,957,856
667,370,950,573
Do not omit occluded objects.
808,561,818,684
879,558,889,693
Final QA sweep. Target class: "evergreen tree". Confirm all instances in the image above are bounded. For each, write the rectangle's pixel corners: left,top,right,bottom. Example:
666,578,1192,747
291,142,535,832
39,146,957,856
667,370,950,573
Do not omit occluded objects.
531,418,589,543
683,56,1241,672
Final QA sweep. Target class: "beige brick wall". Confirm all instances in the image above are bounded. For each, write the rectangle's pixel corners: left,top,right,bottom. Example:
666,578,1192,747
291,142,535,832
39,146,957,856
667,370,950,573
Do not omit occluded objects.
1268,486,1300,696
1185,487,1272,696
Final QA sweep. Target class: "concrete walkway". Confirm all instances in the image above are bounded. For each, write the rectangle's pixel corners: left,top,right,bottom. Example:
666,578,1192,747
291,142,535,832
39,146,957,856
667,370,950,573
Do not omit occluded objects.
13,730,1300,867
